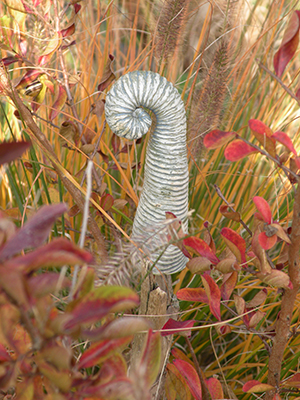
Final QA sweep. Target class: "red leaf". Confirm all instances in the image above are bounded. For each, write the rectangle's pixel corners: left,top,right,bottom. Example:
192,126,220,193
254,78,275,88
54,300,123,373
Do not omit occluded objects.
166,363,191,399
221,271,238,301
248,119,273,137
296,85,300,99
161,318,196,337
295,156,300,170
4,238,93,273
74,3,81,13
203,130,236,149
176,288,209,304
77,377,134,398
0,343,11,362
202,273,221,321
98,54,115,92
65,286,139,331
16,70,44,89
99,354,127,380
205,377,224,400
139,330,161,387
111,133,120,153
0,268,28,307
219,204,240,222
171,348,193,365
77,337,132,369
27,273,70,298
61,40,76,50
274,11,300,77
258,232,277,250
220,228,247,265
253,196,272,224
0,141,31,166
251,229,272,274
218,324,231,335
0,56,20,66
203,221,216,253
100,193,114,211
243,380,274,393
60,23,75,38
224,139,258,161
248,119,276,157
173,359,202,400
49,85,67,120
283,373,300,388
272,131,297,155
98,149,109,164
183,237,219,264
249,310,265,329
0,203,68,262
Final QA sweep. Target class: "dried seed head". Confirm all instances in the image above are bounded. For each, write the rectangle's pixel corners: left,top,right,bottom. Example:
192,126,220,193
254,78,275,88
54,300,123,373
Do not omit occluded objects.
154,0,189,62
188,40,229,159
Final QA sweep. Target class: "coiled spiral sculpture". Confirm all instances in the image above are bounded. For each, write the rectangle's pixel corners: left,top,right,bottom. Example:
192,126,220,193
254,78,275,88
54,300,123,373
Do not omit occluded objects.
105,71,189,274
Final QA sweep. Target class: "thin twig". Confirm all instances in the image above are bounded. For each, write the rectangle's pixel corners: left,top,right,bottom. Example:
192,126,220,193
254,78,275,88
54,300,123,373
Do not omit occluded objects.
237,135,299,181
214,184,252,236
70,160,93,300
257,59,300,107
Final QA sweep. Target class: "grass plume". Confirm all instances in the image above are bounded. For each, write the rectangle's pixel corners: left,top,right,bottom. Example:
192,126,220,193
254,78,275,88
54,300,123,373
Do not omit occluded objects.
188,40,229,159
153,0,189,66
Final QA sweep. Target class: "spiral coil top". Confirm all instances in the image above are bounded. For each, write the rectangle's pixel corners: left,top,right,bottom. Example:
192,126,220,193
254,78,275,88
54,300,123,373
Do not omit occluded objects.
105,71,189,274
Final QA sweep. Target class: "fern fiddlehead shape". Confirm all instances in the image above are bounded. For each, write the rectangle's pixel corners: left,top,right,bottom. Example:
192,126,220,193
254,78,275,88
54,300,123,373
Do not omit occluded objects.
105,71,189,274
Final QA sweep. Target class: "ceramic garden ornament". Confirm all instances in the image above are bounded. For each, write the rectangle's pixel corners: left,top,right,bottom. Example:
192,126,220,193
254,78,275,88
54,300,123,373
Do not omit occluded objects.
105,70,189,274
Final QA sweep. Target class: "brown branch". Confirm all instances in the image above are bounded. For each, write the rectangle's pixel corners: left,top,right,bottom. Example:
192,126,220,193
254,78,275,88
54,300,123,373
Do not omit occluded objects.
0,64,108,263
265,179,300,399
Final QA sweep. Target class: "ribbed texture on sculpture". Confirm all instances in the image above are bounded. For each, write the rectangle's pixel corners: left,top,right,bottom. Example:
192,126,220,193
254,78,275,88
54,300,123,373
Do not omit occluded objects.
105,71,189,274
